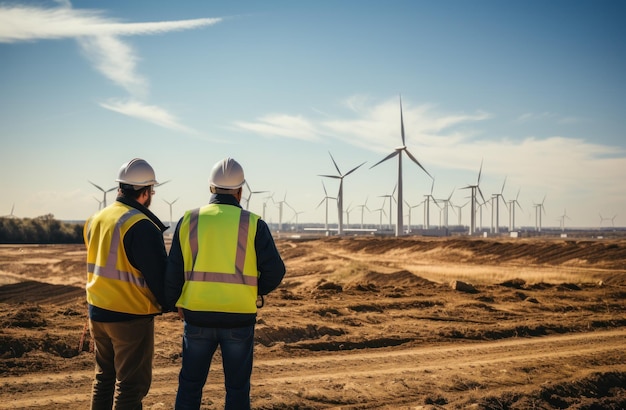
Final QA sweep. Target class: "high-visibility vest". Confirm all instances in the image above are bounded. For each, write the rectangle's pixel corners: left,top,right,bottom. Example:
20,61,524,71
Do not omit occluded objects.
84,202,161,315
176,204,259,314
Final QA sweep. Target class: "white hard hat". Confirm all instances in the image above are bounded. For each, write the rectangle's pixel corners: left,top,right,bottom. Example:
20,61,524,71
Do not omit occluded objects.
116,158,158,189
209,157,245,190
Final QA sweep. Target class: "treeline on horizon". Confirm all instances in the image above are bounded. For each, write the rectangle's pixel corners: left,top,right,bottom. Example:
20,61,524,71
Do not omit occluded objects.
0,214,83,244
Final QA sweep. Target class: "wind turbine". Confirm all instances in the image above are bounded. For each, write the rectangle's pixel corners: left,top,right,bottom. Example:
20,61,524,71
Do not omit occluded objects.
559,209,572,232
162,197,179,229
460,160,486,235
422,179,439,230
287,205,304,232
354,197,370,229
89,181,117,208
437,188,455,229
533,195,547,232
316,180,337,232
243,181,268,211
370,95,432,237
491,177,507,234
274,193,290,232
454,201,469,227
404,199,423,233
262,193,274,221
319,151,365,235
379,185,397,230
2,203,16,218
93,197,104,211
507,189,523,232
372,202,387,231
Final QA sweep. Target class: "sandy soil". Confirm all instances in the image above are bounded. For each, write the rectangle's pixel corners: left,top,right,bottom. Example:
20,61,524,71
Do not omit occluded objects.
1,235,625,409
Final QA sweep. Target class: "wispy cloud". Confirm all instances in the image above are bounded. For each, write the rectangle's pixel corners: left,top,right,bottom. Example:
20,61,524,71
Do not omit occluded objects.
100,99,196,134
0,3,221,132
235,114,320,142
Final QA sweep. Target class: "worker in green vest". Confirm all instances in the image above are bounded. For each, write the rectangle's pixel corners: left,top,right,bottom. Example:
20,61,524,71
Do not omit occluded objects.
165,157,285,410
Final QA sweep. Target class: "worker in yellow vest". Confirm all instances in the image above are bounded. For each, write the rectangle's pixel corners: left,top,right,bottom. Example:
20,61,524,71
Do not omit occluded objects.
165,157,285,410
84,158,169,410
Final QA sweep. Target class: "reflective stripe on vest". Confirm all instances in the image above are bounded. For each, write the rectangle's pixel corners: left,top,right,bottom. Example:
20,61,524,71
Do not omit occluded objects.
184,207,258,287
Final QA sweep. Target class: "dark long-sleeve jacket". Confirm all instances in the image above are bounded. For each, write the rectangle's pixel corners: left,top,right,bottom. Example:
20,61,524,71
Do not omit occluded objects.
88,196,169,322
164,194,285,328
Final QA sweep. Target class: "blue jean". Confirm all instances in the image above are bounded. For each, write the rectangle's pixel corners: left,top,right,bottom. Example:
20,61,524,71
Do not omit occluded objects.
175,322,255,410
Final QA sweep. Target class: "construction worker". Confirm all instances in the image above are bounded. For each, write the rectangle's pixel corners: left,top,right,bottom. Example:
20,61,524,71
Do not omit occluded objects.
84,158,169,410
165,157,285,410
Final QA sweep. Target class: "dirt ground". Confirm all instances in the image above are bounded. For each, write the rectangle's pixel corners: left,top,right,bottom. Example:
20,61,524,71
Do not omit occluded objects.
1,235,625,409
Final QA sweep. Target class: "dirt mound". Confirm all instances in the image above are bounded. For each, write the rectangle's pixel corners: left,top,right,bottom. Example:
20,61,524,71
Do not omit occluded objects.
359,269,436,288
0,280,84,305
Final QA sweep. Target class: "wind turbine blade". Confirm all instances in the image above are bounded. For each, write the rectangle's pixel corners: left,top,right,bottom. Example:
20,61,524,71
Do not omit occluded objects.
477,159,484,184
328,151,342,175
405,148,432,179
321,180,328,196
89,181,105,192
318,174,341,179
344,161,366,177
477,186,487,204
369,151,399,169
155,180,171,188
501,177,507,194
399,95,406,147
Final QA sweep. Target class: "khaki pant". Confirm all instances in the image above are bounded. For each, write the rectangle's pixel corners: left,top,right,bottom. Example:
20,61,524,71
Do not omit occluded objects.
89,317,154,410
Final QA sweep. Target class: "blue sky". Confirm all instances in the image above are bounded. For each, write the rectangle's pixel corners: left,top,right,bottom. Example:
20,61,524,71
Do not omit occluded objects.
1,0,624,230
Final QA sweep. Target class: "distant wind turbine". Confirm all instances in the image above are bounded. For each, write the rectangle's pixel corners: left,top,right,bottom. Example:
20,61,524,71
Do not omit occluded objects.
162,197,179,228
533,195,547,232
274,193,291,232
460,160,486,235
243,181,268,211
2,203,16,218
423,179,438,230
93,196,103,211
379,185,397,231
89,181,117,208
370,95,432,237
491,177,507,234
507,189,523,232
354,197,370,229
372,202,387,231
437,188,455,229
319,151,365,235
316,180,337,232
559,208,572,232
404,199,423,233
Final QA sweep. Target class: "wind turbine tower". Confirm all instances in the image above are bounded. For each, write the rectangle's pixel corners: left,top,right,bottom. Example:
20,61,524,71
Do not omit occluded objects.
437,188,454,229
316,180,336,232
274,193,290,232
370,95,432,237
491,177,507,234
379,185,396,231
355,197,370,229
533,196,547,232
460,160,486,235
319,152,365,235
423,179,438,230
507,189,522,231
559,208,571,232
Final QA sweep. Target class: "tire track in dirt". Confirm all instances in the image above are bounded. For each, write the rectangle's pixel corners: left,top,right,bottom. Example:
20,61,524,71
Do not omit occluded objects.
2,329,625,409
